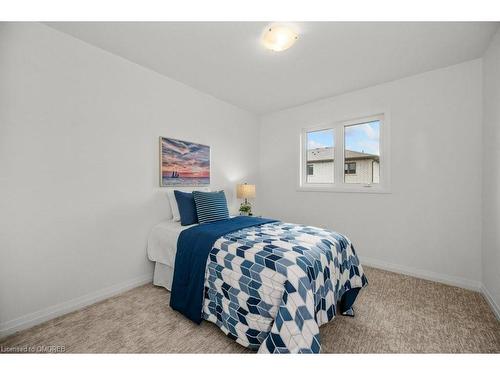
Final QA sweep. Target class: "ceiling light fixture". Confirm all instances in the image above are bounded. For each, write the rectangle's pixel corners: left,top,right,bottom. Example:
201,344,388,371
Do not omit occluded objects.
261,24,298,52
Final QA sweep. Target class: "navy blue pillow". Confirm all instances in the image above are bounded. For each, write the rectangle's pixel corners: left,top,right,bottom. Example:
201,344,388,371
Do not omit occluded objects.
174,190,198,226
192,190,229,224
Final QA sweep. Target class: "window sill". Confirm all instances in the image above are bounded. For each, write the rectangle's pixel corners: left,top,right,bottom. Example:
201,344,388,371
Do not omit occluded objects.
297,185,391,194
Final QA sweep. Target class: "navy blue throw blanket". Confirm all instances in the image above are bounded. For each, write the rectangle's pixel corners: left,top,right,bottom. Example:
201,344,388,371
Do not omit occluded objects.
170,216,278,323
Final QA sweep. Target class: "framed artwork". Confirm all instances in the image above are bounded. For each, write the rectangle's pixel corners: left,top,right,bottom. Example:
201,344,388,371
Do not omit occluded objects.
159,137,210,187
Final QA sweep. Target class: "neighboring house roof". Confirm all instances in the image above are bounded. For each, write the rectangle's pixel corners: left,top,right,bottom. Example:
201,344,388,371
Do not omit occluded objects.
307,147,379,162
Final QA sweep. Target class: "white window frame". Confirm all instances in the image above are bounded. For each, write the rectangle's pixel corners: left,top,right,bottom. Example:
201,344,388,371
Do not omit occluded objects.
299,113,390,193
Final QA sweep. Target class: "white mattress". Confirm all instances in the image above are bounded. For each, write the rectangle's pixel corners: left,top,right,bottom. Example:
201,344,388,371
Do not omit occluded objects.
146,220,196,267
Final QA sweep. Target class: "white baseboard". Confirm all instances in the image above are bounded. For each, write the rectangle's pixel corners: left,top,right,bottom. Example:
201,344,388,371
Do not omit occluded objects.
481,285,500,321
0,273,153,339
360,256,482,291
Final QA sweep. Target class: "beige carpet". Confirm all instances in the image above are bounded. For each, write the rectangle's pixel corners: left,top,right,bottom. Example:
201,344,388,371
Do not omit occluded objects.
1,267,499,353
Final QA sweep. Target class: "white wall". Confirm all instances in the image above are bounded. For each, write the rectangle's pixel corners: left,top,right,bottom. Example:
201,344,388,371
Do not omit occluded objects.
482,29,500,317
259,60,483,289
0,23,260,334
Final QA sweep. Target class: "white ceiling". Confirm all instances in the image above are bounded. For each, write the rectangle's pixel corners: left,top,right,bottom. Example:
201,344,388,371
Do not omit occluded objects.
46,22,499,114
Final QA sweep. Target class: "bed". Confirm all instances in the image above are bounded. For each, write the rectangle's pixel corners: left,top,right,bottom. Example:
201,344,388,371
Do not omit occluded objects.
147,220,196,290
147,216,367,353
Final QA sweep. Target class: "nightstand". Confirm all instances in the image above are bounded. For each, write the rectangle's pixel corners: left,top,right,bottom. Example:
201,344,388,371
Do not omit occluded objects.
237,213,262,218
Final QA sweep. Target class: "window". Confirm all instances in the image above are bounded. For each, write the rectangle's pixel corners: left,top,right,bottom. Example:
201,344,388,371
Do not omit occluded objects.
300,114,389,192
307,164,314,176
344,162,356,175
305,129,334,183
344,121,380,184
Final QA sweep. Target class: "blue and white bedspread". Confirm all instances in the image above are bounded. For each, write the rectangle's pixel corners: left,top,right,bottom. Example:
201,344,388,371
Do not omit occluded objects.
200,221,368,353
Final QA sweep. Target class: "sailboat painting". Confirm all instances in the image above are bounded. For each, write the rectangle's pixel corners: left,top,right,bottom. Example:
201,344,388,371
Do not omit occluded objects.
160,137,210,187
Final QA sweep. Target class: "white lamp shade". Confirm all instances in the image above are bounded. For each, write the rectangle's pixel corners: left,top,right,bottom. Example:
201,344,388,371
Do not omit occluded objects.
237,184,256,199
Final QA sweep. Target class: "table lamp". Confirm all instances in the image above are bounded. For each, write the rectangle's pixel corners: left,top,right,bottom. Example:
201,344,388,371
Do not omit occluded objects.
236,183,256,216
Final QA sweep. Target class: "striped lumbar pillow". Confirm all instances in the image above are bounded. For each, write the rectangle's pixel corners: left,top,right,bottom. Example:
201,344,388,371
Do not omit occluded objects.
192,190,229,224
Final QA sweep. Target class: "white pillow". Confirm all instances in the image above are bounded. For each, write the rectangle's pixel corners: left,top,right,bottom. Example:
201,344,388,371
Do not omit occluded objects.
167,187,210,222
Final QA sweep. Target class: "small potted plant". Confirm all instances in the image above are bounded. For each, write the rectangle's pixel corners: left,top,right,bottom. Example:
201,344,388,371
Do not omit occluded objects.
239,202,252,216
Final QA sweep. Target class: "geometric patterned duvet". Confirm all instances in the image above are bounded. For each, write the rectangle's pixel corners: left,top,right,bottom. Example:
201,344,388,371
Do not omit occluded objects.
202,222,368,353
